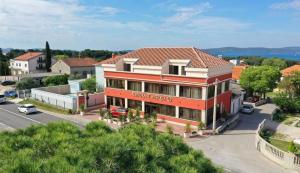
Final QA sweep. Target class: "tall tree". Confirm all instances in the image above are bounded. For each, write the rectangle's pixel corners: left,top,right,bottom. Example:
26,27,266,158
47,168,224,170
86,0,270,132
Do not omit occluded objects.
45,41,52,72
261,58,287,70
240,66,281,98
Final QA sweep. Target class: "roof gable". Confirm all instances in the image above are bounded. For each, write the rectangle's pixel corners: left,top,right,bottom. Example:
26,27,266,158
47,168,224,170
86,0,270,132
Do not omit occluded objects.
15,52,43,61
62,58,98,67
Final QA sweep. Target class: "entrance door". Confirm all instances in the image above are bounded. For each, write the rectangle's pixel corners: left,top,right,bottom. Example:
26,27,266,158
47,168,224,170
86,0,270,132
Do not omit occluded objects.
145,103,158,115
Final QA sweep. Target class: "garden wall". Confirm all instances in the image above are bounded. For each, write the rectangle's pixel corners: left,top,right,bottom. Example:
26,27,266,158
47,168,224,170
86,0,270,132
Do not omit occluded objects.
31,85,77,111
256,119,300,171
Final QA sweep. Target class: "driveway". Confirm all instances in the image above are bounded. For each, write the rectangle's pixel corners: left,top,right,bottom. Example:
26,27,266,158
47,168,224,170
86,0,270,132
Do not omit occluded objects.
186,104,297,173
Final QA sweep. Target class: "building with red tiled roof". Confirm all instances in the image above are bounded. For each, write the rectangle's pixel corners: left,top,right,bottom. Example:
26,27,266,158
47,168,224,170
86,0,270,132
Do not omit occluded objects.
96,47,233,129
51,58,98,77
281,65,300,77
232,65,248,81
9,52,56,75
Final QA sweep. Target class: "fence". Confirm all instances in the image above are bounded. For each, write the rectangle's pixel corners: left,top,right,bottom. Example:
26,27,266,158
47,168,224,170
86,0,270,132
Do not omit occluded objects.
256,119,300,171
31,86,77,111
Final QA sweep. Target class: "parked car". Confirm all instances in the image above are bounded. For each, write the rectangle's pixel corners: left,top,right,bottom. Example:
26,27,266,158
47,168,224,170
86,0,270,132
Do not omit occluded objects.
0,94,6,104
1,80,16,86
111,108,128,118
18,104,38,114
240,104,254,114
4,90,17,97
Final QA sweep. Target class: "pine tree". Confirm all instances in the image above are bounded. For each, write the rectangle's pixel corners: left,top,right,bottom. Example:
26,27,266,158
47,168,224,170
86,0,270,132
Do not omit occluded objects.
45,41,52,72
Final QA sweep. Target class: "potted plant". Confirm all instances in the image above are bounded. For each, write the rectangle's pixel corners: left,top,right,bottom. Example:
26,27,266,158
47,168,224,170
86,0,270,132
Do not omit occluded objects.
107,111,113,123
135,109,141,122
151,112,157,123
127,109,134,122
166,124,174,135
197,121,206,135
99,108,106,120
79,104,85,116
143,113,150,124
183,123,192,138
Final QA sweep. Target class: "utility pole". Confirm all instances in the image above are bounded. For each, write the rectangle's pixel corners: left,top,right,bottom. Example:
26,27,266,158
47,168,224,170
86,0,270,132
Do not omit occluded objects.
212,79,218,134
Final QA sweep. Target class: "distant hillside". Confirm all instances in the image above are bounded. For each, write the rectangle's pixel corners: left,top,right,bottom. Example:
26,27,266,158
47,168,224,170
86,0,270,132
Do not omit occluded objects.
204,47,300,60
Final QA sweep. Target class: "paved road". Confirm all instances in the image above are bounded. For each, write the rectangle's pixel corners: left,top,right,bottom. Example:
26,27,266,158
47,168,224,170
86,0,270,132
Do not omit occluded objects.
186,104,297,173
0,102,85,131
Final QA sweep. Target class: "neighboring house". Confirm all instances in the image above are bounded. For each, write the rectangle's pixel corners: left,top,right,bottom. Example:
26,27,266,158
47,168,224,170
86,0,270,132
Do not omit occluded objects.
9,52,55,75
51,58,97,77
99,47,233,128
281,65,300,78
232,65,248,82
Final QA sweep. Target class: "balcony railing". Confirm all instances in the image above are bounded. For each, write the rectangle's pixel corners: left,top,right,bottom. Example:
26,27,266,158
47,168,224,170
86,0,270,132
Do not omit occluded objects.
37,59,45,63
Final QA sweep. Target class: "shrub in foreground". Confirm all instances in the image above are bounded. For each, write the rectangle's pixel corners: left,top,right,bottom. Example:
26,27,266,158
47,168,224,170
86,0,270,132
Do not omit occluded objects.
0,122,222,173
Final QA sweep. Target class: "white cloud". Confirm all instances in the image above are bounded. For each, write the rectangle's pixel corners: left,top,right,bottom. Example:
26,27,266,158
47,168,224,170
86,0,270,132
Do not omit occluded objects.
271,0,300,10
164,2,211,23
98,6,121,15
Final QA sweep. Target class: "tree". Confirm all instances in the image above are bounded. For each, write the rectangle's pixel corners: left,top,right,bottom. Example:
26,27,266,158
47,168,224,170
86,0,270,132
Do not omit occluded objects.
45,41,52,72
81,76,96,93
261,58,287,70
16,78,39,90
240,66,281,98
278,71,300,98
0,122,221,172
42,74,69,86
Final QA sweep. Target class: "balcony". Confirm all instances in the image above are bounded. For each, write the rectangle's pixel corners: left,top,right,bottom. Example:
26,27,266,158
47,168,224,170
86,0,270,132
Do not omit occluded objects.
37,59,45,63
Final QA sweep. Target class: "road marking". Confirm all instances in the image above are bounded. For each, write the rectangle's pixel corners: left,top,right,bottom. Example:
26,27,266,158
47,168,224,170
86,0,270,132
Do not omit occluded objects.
0,122,15,131
0,107,44,125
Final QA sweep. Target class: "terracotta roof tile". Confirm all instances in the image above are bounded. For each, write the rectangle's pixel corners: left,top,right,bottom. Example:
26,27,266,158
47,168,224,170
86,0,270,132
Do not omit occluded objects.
99,47,229,68
63,58,98,67
281,65,300,77
14,52,43,61
232,66,248,80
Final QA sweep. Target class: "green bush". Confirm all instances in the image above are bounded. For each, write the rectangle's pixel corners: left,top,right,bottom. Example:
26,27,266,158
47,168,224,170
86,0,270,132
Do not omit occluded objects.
81,76,96,93
16,78,39,90
42,74,69,86
273,96,299,113
0,122,221,173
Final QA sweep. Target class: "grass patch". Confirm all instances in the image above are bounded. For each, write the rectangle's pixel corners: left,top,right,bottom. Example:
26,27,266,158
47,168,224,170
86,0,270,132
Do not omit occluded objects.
269,138,290,152
19,99,71,115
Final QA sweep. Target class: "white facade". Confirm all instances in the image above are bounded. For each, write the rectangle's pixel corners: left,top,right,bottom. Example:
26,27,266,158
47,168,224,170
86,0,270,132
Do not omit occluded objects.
10,55,55,75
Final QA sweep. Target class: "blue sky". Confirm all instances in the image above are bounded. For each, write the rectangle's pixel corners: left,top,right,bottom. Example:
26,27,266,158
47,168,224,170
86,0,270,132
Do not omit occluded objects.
0,0,300,50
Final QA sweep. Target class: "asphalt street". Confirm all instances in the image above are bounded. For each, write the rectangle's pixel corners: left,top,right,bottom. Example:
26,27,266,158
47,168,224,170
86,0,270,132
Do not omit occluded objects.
0,101,85,131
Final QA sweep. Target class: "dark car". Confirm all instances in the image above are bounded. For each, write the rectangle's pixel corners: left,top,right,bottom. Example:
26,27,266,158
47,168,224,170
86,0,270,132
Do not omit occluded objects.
1,80,16,86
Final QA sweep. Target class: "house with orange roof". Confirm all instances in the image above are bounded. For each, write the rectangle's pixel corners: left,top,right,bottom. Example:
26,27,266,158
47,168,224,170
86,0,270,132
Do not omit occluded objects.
96,47,234,129
281,65,300,77
232,65,248,82
51,57,98,78
9,52,56,75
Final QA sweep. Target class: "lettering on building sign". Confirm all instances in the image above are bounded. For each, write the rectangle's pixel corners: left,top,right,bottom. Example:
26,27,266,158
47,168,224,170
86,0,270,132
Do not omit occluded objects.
132,92,173,102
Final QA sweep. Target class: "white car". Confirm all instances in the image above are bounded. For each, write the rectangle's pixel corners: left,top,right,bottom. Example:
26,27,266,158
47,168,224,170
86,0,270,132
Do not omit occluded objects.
240,104,254,114
0,94,6,104
18,104,38,114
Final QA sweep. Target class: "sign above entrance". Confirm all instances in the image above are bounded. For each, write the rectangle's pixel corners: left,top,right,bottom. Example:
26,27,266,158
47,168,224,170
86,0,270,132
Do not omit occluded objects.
132,91,173,102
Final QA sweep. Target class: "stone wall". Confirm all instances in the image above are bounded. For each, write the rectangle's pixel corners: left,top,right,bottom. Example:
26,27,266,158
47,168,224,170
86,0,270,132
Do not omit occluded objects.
256,119,300,171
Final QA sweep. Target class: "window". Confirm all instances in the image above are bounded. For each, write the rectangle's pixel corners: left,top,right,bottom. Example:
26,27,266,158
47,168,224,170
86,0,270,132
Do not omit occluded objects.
207,85,215,99
169,65,179,75
128,99,142,110
224,80,230,92
179,107,201,121
128,81,141,91
106,96,125,107
217,83,222,95
106,79,125,89
25,64,27,67
180,86,202,99
124,63,131,72
145,83,176,96
181,66,186,75
145,102,175,116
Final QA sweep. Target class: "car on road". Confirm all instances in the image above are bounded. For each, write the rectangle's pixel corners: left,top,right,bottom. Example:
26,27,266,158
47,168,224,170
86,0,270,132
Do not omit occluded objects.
4,90,18,97
111,108,128,118
0,94,6,104
240,104,254,114
18,104,38,114
1,80,16,86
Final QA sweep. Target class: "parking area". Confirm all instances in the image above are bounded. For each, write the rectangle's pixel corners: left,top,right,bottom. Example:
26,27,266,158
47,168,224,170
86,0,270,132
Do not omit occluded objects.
186,104,296,173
